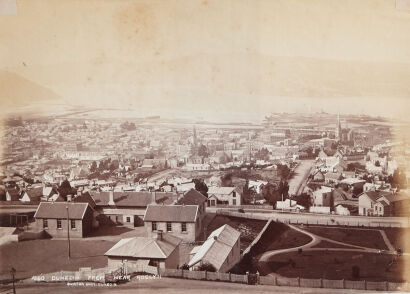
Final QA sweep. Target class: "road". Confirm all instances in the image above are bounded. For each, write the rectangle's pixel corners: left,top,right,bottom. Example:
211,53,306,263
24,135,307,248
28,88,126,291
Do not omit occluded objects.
288,160,314,196
8,277,368,294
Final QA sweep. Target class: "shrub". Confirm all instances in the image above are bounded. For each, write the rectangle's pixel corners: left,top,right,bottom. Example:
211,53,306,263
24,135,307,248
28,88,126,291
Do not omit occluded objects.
180,263,189,270
238,208,245,213
198,262,216,272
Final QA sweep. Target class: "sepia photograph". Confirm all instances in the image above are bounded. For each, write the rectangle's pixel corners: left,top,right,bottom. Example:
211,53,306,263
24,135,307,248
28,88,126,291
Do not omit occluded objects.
0,0,409,293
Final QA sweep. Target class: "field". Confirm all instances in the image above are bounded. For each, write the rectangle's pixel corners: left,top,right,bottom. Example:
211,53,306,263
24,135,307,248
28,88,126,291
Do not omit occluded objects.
312,240,356,249
0,239,115,281
263,250,409,282
301,226,388,249
231,221,312,274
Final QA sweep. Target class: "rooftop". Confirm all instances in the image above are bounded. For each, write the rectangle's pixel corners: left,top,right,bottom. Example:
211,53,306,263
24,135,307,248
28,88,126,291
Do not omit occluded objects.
144,204,198,222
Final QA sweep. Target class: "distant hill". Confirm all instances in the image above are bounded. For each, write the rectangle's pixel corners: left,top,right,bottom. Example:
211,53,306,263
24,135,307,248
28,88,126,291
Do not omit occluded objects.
0,70,59,109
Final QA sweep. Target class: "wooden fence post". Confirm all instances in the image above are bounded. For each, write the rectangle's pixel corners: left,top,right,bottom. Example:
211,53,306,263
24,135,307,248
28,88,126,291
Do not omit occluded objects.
297,277,300,287
205,270,207,280
385,281,388,291
342,279,345,289
229,272,231,282
364,280,367,290
320,278,323,288
274,276,277,286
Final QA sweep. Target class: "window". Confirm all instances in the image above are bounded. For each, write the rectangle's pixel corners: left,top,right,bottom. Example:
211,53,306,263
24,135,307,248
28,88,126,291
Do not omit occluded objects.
233,192,236,198
181,222,187,232
167,222,172,232
57,219,62,229
43,219,48,229
152,222,157,231
126,217,131,223
71,219,76,229
233,199,236,205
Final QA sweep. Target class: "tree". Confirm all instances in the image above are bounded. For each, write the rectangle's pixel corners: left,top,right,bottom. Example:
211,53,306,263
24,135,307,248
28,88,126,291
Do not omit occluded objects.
221,173,233,187
90,161,97,173
255,148,270,161
193,179,208,196
198,144,210,157
198,262,216,272
277,164,291,180
58,180,74,198
262,183,280,207
296,193,311,210
391,168,407,190
242,179,256,204
180,263,189,270
278,180,289,199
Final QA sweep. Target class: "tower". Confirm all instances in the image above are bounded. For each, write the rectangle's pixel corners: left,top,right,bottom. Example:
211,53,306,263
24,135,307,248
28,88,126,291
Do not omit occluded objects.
336,113,342,141
193,125,197,147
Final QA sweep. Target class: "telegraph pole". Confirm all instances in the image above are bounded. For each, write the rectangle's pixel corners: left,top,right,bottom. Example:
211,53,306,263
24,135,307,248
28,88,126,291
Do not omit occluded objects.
66,205,71,259
10,267,16,294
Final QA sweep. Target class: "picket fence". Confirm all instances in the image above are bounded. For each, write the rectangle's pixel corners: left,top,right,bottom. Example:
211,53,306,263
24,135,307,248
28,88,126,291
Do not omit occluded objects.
157,268,408,292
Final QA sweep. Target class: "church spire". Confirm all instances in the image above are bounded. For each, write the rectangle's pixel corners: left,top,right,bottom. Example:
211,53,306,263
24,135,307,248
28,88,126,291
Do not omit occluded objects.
336,113,342,140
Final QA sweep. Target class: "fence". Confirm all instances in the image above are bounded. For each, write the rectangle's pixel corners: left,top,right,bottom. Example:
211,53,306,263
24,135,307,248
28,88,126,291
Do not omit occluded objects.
125,263,158,275
216,209,410,228
32,265,409,291
159,268,247,284
158,268,409,291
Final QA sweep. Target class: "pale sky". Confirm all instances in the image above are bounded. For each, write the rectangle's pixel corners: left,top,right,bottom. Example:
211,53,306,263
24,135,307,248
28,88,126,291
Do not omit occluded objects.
1,0,410,121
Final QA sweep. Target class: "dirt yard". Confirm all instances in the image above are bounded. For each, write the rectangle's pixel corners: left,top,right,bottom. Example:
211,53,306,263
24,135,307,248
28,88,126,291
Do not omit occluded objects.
0,239,115,281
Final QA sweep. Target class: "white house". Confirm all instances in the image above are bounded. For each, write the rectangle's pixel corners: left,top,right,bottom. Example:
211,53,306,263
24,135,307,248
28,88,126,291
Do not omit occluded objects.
207,186,241,206
276,199,305,211
188,224,241,272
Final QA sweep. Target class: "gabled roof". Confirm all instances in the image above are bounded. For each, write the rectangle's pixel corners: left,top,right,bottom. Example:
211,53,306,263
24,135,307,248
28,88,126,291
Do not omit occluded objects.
208,186,236,195
73,192,96,209
43,186,57,197
362,191,392,202
34,202,89,219
177,189,207,205
90,191,154,207
340,178,365,185
188,224,240,270
144,204,198,222
325,172,342,180
105,234,181,259
25,187,43,199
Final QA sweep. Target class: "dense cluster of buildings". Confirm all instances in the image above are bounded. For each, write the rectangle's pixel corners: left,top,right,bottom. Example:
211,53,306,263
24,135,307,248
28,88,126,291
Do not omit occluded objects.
0,113,409,273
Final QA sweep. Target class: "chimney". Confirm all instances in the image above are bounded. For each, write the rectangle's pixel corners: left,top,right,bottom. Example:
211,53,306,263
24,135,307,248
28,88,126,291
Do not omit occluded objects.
154,230,163,241
108,190,115,206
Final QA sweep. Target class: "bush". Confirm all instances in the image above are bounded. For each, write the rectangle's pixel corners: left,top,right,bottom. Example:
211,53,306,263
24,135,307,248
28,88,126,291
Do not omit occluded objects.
238,208,245,213
180,263,189,270
198,262,216,272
